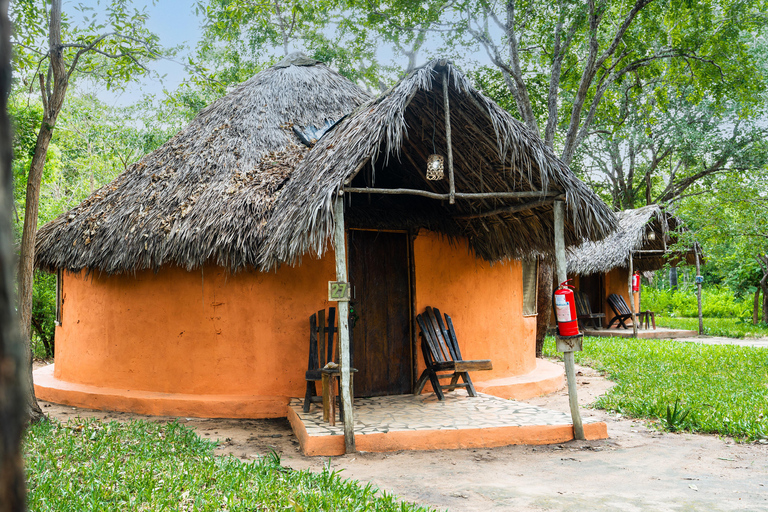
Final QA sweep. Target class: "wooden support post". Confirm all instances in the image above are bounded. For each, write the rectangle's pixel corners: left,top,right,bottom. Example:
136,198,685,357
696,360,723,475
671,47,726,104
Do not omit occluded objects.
442,71,455,205
695,243,704,335
554,201,585,441
629,255,638,338
333,196,355,453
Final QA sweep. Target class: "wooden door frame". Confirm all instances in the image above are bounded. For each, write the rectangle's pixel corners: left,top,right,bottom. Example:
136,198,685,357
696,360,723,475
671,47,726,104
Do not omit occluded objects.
346,228,416,394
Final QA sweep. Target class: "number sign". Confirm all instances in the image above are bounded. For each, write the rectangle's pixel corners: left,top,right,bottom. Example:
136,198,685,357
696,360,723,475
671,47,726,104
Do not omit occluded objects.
329,281,351,302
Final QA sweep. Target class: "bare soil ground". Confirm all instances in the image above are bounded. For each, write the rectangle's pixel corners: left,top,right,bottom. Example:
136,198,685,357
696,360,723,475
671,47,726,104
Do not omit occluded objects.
37,362,768,512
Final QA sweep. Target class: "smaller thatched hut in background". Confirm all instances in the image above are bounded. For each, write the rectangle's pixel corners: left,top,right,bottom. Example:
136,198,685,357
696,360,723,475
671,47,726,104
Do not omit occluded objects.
567,204,698,325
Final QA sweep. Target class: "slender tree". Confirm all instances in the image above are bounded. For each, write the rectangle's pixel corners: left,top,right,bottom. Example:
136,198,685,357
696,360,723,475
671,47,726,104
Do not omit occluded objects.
12,0,162,421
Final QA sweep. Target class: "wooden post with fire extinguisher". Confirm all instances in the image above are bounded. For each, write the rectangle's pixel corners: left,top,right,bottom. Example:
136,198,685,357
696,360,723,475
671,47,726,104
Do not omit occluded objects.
629,257,638,338
553,201,585,441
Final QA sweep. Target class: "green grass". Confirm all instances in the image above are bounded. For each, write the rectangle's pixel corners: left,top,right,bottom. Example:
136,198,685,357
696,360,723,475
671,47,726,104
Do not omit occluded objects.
25,418,435,511
655,316,768,339
544,336,768,441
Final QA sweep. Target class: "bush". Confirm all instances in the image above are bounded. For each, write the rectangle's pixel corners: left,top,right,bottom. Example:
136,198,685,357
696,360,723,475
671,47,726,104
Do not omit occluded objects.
642,285,752,320
543,336,768,441
31,270,56,359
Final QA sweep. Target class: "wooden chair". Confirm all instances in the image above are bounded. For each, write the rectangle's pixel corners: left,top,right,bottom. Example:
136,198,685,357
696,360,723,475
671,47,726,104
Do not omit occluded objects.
607,294,634,329
575,291,606,329
414,306,492,400
303,308,355,424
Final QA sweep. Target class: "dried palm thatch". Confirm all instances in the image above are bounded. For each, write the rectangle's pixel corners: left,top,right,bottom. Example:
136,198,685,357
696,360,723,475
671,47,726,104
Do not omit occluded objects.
35,53,370,274
567,204,698,275
259,59,616,270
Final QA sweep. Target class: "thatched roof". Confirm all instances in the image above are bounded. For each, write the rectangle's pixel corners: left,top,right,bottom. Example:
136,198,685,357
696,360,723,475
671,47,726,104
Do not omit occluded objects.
259,59,616,270
567,204,698,275
37,56,616,275
35,53,370,274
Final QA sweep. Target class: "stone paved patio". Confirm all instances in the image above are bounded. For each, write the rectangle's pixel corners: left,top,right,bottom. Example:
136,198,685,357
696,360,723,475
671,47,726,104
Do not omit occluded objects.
291,391,601,435
287,390,608,455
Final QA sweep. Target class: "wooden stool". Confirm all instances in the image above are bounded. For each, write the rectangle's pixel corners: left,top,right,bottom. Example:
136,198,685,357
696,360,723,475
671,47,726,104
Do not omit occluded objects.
320,364,356,426
637,310,656,329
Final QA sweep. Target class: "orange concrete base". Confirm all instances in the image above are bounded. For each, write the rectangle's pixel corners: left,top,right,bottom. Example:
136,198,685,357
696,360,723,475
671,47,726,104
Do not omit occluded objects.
34,364,288,418
474,358,565,399
287,406,608,456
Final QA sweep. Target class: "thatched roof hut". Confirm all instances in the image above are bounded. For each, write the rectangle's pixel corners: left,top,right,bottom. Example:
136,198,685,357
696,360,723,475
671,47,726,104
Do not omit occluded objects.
567,204,698,275
34,56,618,429
35,53,370,274
260,59,616,270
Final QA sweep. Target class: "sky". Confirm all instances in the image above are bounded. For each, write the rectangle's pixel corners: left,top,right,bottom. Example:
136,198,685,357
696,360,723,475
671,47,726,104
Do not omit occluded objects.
73,0,204,107
70,0,471,107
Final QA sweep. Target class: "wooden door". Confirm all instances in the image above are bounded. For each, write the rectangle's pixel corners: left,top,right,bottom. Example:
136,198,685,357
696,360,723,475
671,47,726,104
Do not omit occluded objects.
580,273,605,318
348,230,412,397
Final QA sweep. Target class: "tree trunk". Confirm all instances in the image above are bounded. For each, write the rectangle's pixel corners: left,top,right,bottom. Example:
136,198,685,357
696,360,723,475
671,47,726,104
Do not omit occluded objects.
17,124,54,423
535,262,553,358
753,288,760,325
0,0,30,506
17,0,68,423
669,266,678,290
761,281,768,325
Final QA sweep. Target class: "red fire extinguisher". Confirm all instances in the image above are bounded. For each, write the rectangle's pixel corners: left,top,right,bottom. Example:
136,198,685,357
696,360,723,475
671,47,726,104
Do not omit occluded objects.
553,280,580,337
632,272,641,293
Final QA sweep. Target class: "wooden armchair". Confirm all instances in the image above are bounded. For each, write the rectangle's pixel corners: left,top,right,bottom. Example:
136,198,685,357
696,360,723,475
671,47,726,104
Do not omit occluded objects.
575,291,606,329
414,306,492,400
607,294,634,329
303,308,355,423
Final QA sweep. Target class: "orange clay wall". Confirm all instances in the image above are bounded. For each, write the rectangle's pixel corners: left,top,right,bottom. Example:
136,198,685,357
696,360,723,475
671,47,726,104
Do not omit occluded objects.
54,256,336,398
47,230,536,417
603,267,639,325
413,232,536,379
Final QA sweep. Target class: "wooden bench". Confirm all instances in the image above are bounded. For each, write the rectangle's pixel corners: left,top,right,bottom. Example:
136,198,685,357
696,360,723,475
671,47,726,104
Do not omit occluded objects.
414,306,492,400
607,294,634,329
575,291,605,329
303,308,356,425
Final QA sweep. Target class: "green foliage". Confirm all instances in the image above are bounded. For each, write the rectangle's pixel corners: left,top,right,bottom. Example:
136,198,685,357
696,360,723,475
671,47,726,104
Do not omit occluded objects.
31,271,56,359
655,316,768,339
662,399,693,433
11,0,164,91
642,285,752,319
190,0,386,95
678,176,768,297
543,336,768,441
25,418,434,511
9,90,174,229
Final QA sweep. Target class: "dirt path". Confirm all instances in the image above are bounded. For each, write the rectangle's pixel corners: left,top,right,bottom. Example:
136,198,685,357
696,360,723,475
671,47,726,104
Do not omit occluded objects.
38,362,768,511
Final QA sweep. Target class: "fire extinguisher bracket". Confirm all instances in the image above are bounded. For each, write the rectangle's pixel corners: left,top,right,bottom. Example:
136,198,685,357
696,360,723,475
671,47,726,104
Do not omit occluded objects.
556,333,583,353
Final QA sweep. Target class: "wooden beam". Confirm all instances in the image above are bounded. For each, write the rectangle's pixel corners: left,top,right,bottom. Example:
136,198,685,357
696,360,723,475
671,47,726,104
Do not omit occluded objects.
554,201,585,441
332,197,355,453
695,243,704,335
443,71,455,205
343,187,557,201
629,254,638,337
453,198,559,220
343,157,371,187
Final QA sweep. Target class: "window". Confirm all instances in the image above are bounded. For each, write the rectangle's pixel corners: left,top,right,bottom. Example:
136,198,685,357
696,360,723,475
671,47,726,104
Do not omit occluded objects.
522,259,538,316
55,269,62,326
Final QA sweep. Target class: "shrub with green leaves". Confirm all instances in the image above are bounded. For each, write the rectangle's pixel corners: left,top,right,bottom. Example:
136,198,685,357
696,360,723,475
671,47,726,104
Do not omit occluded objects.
25,419,434,511
544,336,768,441
642,285,752,319
655,316,768,339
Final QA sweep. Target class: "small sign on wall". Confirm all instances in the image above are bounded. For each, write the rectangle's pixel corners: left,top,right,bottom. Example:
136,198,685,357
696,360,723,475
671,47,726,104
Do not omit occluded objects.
329,281,351,302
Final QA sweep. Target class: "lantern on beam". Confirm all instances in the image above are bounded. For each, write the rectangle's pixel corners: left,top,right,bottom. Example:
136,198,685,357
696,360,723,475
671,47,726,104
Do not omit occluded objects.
426,154,444,181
